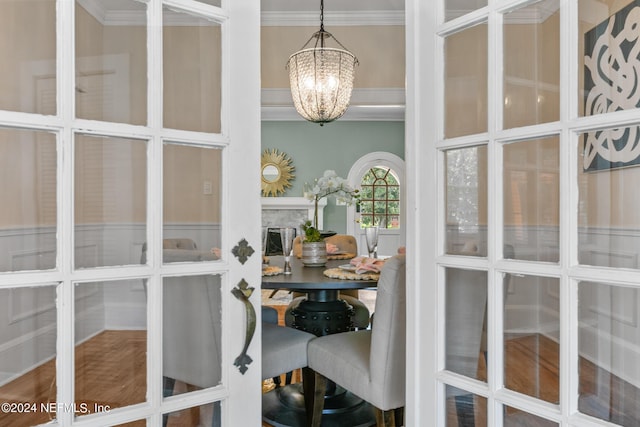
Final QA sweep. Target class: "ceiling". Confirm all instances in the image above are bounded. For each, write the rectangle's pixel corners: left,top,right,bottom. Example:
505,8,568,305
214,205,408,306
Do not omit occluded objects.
261,0,405,26
261,0,404,13
79,0,405,26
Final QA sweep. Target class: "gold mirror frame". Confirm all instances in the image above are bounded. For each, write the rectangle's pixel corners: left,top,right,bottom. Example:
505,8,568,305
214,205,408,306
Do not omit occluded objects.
261,149,295,196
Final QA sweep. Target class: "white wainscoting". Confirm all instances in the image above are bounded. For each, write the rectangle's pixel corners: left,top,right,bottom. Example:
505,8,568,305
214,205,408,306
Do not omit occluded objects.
0,222,220,386
447,225,640,389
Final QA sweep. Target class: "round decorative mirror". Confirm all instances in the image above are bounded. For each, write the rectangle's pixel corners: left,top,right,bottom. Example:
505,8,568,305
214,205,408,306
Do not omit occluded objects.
261,149,295,196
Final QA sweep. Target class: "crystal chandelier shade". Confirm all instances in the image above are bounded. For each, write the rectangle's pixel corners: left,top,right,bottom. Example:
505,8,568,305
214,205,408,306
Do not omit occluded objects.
286,0,358,125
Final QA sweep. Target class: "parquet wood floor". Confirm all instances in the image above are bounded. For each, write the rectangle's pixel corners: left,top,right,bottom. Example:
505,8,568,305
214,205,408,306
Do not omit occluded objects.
0,331,637,426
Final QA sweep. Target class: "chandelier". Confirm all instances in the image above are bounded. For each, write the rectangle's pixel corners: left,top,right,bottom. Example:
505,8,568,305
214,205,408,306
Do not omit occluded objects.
286,0,358,125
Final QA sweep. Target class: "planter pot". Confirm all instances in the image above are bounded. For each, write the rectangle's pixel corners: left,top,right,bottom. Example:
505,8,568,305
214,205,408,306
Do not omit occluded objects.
301,242,327,267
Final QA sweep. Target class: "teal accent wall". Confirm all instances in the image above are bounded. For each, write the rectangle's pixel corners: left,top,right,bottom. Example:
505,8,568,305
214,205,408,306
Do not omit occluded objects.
262,121,404,233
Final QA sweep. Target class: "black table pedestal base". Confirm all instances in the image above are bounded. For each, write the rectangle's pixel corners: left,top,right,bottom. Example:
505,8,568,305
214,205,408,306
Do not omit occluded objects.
290,293,355,335
262,383,375,427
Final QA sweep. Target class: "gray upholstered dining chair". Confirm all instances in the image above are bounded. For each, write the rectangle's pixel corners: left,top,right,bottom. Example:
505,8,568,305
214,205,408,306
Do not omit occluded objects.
262,319,315,383
148,239,222,426
261,306,315,387
287,234,371,330
303,254,406,427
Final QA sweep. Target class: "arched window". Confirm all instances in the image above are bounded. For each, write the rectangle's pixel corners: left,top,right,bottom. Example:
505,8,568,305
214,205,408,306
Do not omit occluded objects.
358,166,400,229
347,151,405,255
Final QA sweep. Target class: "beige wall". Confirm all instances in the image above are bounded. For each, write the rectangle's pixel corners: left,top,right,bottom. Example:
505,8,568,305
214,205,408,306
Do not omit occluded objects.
0,0,56,114
261,25,405,89
0,3,223,227
163,145,222,224
3,1,638,230
445,1,639,230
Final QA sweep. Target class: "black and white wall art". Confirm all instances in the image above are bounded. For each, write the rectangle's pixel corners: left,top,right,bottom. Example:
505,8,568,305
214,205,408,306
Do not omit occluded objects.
583,1,640,172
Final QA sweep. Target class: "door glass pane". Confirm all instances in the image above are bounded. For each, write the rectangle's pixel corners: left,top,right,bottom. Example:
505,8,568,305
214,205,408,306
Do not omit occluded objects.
445,146,488,257
578,281,640,425
445,0,488,23
504,405,558,426
165,402,221,426
504,274,560,404
0,285,57,426
195,0,221,6
444,23,488,138
0,128,57,272
75,280,147,416
445,385,487,426
0,0,56,114
504,137,559,262
578,125,640,269
163,275,222,397
579,0,640,117
114,421,146,427
74,134,147,268
76,0,147,125
445,268,488,381
163,8,222,133
163,144,222,263
503,0,560,129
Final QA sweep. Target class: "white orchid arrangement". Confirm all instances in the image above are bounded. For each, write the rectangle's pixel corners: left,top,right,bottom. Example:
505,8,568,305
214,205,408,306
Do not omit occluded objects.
304,170,359,230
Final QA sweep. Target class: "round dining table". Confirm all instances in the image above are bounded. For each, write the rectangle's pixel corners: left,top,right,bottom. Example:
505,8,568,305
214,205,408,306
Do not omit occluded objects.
261,255,378,427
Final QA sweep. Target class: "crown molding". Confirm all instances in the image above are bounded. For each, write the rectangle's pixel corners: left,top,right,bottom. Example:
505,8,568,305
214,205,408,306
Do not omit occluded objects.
261,11,405,27
261,88,405,121
78,0,404,27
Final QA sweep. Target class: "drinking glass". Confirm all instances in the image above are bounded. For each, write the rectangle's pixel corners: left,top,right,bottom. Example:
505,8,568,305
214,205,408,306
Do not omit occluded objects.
364,226,379,258
280,227,295,274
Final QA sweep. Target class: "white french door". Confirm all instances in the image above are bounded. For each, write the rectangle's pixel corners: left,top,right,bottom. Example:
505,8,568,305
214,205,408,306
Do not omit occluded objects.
409,0,640,426
0,0,261,426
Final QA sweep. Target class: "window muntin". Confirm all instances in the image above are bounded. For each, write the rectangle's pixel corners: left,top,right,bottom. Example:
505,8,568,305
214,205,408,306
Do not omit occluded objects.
358,166,400,229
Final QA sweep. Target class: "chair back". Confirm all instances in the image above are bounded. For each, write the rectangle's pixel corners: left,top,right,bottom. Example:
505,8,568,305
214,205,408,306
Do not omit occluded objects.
163,238,198,250
140,238,222,389
324,234,358,255
369,254,406,410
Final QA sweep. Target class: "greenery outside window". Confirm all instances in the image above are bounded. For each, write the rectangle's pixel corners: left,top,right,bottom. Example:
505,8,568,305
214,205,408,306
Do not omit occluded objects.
359,167,400,229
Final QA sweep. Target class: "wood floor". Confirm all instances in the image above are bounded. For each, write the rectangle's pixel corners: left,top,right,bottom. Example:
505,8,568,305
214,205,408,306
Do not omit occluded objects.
0,330,637,426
